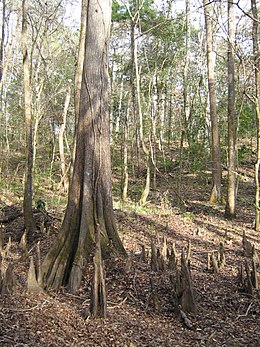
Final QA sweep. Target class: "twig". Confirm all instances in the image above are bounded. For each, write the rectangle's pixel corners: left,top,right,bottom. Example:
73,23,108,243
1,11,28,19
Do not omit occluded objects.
107,297,128,309
208,331,216,341
127,291,145,308
63,292,87,300
235,302,253,320
132,270,138,297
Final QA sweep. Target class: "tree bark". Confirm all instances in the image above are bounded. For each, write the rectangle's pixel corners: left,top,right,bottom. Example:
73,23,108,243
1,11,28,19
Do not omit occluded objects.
140,155,151,205
42,0,126,292
0,0,5,85
32,81,44,166
71,0,87,175
89,227,107,318
225,0,237,218
58,85,71,192
74,0,87,125
121,97,129,202
251,0,260,230
22,0,36,238
203,0,222,204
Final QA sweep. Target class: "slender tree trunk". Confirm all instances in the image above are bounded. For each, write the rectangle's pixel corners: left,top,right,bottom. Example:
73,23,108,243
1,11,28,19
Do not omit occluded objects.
0,0,5,85
177,130,185,207
58,86,71,192
134,26,148,157
225,0,236,218
0,0,12,153
128,1,150,204
251,0,260,230
0,0,5,153
178,0,191,206
140,156,151,206
203,0,222,204
134,17,150,205
22,0,36,238
183,0,191,138
121,98,129,202
167,91,173,149
3,88,9,153
33,81,44,166
130,10,140,171
118,78,129,201
42,0,126,292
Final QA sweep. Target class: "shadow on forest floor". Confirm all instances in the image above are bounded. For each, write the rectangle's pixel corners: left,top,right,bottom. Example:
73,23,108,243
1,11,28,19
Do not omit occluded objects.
0,168,260,346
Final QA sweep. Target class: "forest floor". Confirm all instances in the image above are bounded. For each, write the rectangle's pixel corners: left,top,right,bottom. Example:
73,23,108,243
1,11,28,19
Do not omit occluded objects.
0,165,260,346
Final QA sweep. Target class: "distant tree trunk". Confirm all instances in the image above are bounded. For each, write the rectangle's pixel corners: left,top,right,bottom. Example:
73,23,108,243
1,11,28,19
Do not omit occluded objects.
121,98,129,202
58,86,71,192
134,15,150,205
0,0,5,85
251,0,260,230
203,0,222,204
127,0,150,204
178,0,191,206
139,155,151,206
225,0,236,218
167,91,173,149
33,81,44,166
134,24,148,157
130,5,142,173
130,8,140,172
0,0,6,152
183,0,191,137
42,0,126,292
22,0,36,237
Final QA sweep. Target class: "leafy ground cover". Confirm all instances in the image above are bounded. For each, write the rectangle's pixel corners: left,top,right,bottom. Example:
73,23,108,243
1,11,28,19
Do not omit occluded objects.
0,168,259,346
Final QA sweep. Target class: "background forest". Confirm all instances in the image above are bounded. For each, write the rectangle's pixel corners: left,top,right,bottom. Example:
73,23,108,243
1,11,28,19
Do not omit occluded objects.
0,0,258,213
0,0,259,346
0,0,259,215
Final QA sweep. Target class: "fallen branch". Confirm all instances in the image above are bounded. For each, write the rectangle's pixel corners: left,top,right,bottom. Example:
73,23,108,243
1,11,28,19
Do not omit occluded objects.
107,297,128,309
235,302,253,320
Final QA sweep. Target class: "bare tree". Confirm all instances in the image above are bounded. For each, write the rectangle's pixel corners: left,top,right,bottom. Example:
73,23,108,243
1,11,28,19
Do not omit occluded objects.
42,0,126,292
251,0,260,230
225,0,236,218
22,0,36,237
0,0,6,85
203,0,222,204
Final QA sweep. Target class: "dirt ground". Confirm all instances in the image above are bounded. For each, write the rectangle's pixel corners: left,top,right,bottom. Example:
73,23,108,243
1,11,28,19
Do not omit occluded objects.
0,170,259,347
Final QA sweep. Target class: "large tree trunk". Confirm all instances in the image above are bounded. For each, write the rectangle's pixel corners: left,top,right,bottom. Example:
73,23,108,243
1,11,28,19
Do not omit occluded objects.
42,0,126,292
203,0,222,204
